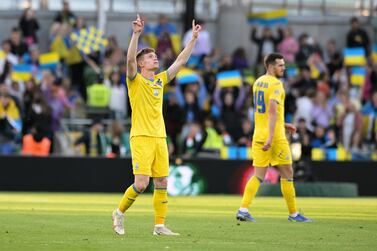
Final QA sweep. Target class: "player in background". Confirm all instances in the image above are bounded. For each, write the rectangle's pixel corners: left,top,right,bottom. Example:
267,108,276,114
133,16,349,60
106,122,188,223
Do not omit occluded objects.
236,53,312,222
112,14,202,236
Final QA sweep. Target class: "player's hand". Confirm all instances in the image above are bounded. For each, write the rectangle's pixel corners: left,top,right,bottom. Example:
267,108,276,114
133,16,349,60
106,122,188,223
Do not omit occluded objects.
262,139,272,151
192,19,202,39
132,14,144,34
285,123,297,134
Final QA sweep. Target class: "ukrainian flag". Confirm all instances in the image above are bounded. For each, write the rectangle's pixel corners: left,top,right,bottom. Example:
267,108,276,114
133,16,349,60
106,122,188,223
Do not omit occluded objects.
176,68,200,85
39,52,59,70
12,64,32,81
343,47,366,66
248,9,288,26
217,70,242,88
372,44,377,62
170,33,182,56
70,26,108,55
350,67,366,86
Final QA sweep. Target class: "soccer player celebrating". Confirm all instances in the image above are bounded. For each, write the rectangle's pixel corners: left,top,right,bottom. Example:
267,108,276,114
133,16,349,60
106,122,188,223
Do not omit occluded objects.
236,53,312,222
112,15,201,235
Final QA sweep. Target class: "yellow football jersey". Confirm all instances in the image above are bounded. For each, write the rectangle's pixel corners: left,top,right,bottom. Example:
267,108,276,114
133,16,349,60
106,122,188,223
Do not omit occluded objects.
127,71,169,138
252,74,286,143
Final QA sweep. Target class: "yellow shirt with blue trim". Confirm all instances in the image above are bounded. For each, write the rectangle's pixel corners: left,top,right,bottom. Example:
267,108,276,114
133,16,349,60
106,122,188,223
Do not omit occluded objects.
252,74,286,143
127,71,169,138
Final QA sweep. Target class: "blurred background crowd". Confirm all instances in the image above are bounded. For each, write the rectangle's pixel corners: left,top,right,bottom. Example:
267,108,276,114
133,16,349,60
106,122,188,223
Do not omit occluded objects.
0,0,376,160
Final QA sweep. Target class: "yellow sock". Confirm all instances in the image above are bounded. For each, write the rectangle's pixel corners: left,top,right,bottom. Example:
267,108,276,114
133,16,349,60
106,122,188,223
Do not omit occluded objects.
118,184,141,213
153,189,168,225
281,178,298,214
240,176,261,208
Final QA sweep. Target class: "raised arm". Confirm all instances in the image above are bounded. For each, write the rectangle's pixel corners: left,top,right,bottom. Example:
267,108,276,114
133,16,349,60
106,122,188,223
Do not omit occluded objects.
167,20,201,80
127,14,144,80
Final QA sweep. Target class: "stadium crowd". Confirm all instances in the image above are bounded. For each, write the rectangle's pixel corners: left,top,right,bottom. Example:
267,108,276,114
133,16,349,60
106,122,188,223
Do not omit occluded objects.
0,2,376,159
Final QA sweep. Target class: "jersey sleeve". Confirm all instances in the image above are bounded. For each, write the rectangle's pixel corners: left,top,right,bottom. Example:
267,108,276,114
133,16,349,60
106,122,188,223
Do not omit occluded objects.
126,72,140,85
269,82,283,104
157,71,169,86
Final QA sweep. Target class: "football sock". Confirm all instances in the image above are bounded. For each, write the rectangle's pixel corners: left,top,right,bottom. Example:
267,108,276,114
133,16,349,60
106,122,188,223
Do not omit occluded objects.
153,188,168,225
280,178,298,215
118,184,142,213
240,176,262,208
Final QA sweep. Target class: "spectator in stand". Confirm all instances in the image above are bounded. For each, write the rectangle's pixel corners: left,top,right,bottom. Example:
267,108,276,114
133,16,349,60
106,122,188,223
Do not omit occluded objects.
74,119,107,156
202,56,217,94
278,27,299,64
364,61,377,101
19,8,40,46
54,0,76,26
346,17,370,55
43,76,73,133
214,85,246,140
310,124,327,148
10,27,28,58
251,26,283,65
86,74,111,111
361,90,377,149
180,121,207,158
295,33,314,67
311,91,333,129
107,120,127,158
296,118,312,158
236,118,253,147
324,39,343,77
202,117,223,152
183,19,212,58
291,65,317,96
21,125,51,156
163,91,184,155
334,90,363,151
23,91,53,142
108,70,127,120
231,47,249,70
0,40,18,83
217,54,233,72
154,14,177,64
0,92,22,154
181,89,204,123
294,88,315,129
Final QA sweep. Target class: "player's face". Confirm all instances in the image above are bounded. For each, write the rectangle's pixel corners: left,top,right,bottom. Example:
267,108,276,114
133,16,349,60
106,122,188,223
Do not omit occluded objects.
140,52,159,71
273,58,285,78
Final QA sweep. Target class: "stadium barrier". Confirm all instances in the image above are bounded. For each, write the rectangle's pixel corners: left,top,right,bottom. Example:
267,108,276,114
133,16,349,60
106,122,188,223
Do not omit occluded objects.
0,156,375,196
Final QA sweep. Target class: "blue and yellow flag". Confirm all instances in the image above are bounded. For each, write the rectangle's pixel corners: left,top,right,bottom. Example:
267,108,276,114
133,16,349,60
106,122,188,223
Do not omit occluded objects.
248,9,288,26
39,52,59,70
12,64,32,81
343,47,366,66
217,70,242,88
176,68,200,85
70,26,108,55
350,67,366,86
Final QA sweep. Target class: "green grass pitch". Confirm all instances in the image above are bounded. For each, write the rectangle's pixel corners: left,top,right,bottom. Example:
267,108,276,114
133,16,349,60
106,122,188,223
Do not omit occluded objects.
0,192,376,251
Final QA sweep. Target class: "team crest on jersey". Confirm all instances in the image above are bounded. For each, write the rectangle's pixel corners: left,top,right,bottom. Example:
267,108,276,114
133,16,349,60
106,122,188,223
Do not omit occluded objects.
156,78,162,87
134,163,139,170
153,89,159,96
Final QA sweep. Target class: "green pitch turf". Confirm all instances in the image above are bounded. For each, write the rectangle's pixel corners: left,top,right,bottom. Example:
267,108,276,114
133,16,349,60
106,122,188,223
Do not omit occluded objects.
0,193,376,251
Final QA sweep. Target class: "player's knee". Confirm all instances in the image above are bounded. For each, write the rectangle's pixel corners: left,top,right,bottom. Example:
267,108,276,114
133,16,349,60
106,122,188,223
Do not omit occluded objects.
153,177,167,189
134,181,149,193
